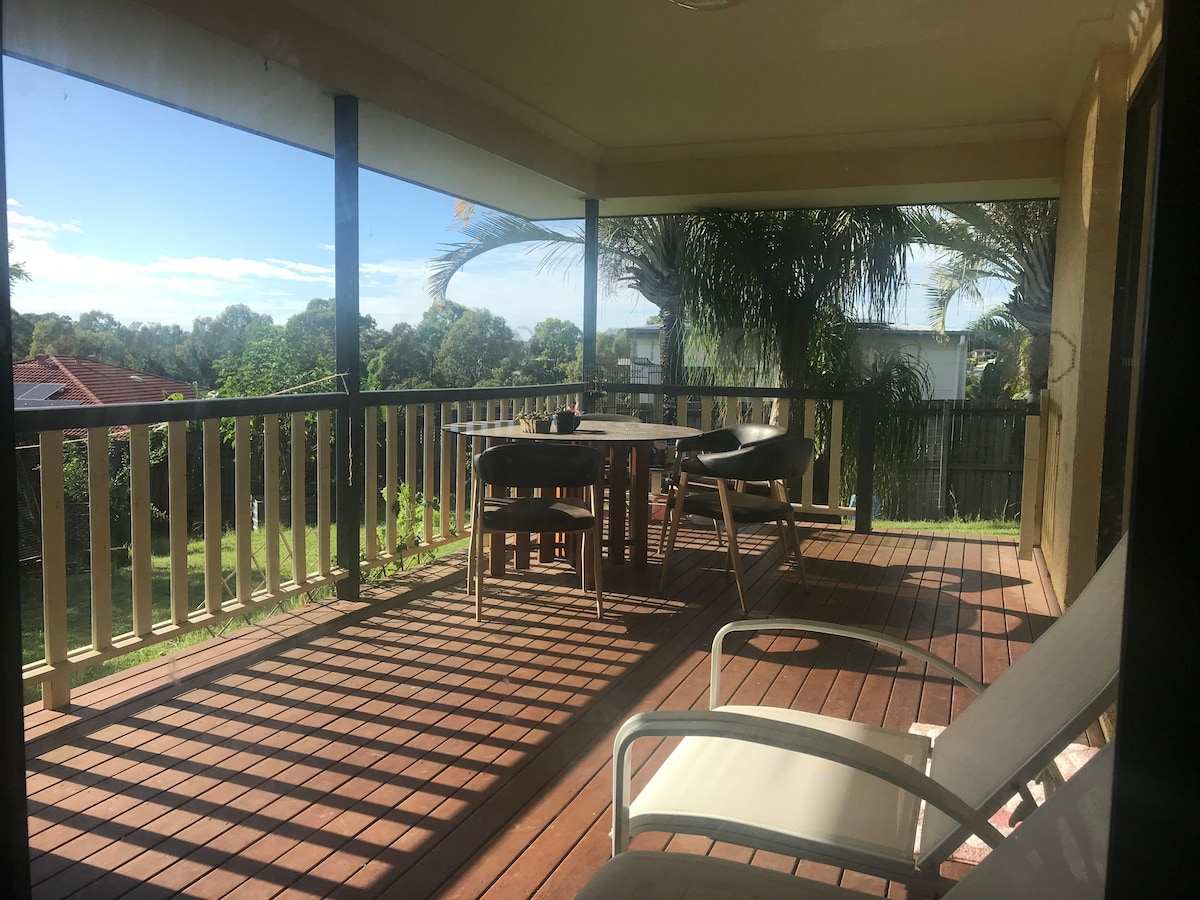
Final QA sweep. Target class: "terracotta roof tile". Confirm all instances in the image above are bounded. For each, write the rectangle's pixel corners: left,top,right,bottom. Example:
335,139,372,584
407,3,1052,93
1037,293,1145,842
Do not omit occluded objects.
13,356,196,406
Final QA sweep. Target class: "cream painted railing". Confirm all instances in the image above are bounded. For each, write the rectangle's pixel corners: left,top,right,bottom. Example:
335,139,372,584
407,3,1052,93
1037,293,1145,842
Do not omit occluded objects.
16,382,870,710
18,395,347,710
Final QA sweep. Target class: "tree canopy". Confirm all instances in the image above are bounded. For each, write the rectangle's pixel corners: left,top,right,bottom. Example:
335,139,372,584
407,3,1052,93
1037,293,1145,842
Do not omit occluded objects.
8,299,590,398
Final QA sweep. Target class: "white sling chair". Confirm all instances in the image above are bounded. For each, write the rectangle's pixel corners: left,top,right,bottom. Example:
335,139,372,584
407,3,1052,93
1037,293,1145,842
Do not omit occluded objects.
610,535,1126,894
581,741,1114,900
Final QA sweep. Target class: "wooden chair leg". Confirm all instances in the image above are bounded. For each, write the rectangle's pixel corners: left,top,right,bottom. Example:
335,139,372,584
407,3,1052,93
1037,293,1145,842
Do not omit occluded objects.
474,526,488,622
715,481,748,613
724,520,747,614
591,522,604,618
786,518,808,592
466,484,478,593
657,486,671,554
659,475,690,590
466,523,476,594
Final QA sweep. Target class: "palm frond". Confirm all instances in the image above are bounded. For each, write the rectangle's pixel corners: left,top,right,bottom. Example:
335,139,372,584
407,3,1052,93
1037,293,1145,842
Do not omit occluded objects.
425,213,584,301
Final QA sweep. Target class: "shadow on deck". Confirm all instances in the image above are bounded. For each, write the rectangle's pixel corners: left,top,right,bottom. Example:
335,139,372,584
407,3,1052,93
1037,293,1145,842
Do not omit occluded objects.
24,525,1087,899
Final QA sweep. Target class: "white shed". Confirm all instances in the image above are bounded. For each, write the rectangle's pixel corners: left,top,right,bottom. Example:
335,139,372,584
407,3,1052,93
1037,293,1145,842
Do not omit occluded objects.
853,326,970,400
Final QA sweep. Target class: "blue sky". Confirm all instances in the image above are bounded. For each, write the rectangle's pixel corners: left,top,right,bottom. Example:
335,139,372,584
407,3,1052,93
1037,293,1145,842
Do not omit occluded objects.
4,55,980,340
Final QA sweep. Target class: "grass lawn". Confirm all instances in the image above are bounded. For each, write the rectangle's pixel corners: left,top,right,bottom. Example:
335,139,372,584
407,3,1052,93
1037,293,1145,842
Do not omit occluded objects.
21,525,467,705
871,517,1020,537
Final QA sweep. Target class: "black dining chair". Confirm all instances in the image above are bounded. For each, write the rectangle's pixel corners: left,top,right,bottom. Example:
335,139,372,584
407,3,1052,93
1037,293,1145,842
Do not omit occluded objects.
659,434,814,612
468,442,605,622
657,423,789,553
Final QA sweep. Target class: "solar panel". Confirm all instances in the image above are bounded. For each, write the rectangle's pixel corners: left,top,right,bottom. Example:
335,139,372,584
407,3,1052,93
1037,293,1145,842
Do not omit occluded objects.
14,382,66,401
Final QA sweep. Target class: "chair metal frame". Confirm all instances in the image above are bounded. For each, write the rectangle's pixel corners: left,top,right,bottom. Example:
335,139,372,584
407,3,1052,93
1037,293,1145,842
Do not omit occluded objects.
582,742,1114,899
611,535,1127,893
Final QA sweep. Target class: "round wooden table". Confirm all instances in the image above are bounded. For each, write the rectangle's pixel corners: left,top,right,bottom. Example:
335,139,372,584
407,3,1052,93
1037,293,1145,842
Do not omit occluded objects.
443,418,700,568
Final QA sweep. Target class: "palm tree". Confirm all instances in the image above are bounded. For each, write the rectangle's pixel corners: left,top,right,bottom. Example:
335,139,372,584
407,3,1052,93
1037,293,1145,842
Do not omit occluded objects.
965,305,1029,399
684,207,912,390
680,207,918,508
908,201,1057,392
425,211,696,390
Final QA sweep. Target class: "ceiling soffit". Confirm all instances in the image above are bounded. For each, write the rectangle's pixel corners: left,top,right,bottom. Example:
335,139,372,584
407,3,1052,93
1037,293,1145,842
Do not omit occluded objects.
6,0,1138,216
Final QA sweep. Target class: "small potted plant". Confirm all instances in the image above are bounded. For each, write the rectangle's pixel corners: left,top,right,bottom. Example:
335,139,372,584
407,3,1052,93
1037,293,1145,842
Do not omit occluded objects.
552,405,580,434
516,407,552,433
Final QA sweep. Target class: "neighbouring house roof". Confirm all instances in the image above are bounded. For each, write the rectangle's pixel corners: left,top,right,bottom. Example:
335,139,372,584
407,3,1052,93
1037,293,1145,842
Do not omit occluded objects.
12,355,196,409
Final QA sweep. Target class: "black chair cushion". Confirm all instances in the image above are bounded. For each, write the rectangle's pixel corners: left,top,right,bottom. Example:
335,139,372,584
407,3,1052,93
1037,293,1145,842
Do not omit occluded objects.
681,490,791,525
474,442,603,489
682,436,814,482
480,496,595,533
674,423,786,455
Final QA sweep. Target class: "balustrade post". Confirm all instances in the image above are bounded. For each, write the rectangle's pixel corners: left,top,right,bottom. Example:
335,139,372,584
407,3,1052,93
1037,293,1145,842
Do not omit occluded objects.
855,387,877,534
39,432,70,710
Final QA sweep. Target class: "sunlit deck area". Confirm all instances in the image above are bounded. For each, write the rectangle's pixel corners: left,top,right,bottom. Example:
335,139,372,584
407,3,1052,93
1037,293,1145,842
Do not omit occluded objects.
24,525,1097,900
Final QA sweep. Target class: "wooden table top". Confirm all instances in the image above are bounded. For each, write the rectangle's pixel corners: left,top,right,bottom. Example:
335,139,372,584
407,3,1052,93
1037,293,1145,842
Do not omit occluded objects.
442,419,700,442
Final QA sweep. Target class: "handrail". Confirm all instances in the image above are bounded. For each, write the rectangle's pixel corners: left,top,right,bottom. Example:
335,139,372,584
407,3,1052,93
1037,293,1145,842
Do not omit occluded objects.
14,391,348,432
16,380,874,709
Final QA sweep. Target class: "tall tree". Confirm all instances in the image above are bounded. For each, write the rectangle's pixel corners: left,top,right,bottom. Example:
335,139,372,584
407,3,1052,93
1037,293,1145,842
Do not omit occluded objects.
908,200,1057,392
9,311,59,361
365,322,425,389
123,322,190,381
28,314,86,359
425,212,695,391
685,207,911,390
183,304,275,388
525,317,582,384
214,327,329,397
414,299,468,383
432,308,516,387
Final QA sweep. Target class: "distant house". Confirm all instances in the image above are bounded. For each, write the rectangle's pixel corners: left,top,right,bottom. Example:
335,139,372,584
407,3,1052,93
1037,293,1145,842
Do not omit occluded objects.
623,324,969,401
853,326,970,401
621,325,724,404
13,355,197,410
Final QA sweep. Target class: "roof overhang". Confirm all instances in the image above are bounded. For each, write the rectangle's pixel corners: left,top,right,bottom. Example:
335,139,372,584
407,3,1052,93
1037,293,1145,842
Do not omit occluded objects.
3,0,1140,218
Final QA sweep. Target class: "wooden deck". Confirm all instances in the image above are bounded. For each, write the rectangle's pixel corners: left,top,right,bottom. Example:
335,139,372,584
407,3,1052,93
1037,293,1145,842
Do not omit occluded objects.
24,525,1099,899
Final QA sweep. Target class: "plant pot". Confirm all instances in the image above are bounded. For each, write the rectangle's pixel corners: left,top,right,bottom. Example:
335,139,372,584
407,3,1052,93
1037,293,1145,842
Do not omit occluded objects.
552,413,579,434
535,419,552,433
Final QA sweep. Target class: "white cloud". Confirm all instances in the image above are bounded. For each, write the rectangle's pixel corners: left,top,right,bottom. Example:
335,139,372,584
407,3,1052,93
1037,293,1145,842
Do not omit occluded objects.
8,210,84,242
7,204,654,336
144,255,332,283
6,206,340,327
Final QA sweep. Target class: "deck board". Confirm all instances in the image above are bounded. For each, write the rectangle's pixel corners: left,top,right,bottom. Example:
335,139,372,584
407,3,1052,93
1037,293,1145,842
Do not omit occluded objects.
23,526,1099,899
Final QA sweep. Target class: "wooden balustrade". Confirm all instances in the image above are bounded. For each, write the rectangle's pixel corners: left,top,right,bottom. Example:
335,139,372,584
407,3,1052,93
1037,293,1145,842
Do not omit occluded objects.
14,382,871,709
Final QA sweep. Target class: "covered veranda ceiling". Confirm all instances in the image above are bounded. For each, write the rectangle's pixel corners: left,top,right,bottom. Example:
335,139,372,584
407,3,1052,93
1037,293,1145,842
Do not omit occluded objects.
4,0,1142,217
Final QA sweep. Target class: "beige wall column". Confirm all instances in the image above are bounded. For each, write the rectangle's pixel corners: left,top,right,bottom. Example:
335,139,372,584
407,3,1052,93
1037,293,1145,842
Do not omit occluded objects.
1040,46,1128,605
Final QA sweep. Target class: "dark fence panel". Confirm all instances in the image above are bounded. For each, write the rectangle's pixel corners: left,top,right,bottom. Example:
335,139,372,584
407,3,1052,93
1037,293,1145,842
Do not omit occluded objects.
889,400,1026,521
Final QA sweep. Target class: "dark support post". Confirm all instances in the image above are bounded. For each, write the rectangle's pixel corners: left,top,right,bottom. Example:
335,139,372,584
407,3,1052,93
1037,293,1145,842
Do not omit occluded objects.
334,94,361,601
0,6,33,888
854,387,876,535
1108,1,1198,893
582,198,599,412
